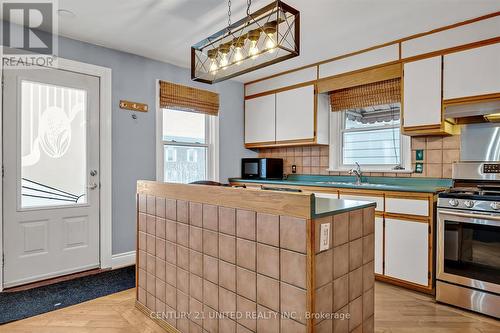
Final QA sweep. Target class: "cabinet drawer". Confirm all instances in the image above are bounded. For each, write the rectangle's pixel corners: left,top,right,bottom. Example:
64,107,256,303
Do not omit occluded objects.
385,197,429,217
339,194,384,212
314,192,339,199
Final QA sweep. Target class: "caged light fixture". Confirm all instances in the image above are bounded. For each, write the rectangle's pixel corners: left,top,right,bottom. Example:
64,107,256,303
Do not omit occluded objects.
191,0,300,84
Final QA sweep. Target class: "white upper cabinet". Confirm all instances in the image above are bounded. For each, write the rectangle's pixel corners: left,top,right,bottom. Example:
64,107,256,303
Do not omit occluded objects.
276,85,315,142
444,43,500,100
244,94,276,144
403,56,442,128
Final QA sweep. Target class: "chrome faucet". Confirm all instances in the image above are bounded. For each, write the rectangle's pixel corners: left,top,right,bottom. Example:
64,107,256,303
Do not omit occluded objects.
349,162,363,185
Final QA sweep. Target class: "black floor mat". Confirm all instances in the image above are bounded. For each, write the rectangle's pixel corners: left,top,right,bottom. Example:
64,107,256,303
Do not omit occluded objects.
0,265,135,324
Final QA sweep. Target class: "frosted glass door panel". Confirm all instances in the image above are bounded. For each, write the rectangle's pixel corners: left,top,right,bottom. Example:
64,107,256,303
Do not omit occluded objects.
21,81,88,208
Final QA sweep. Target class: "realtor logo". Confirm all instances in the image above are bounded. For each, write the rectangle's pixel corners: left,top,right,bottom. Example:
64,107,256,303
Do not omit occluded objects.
1,0,58,67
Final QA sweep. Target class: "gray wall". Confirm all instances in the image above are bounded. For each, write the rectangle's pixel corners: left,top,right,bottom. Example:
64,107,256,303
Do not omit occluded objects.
3,25,257,254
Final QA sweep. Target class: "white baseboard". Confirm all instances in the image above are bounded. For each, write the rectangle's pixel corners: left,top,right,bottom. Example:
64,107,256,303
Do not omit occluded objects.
111,250,136,269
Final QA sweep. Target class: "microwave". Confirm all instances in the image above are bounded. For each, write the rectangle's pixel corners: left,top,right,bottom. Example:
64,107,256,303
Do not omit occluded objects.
241,158,283,180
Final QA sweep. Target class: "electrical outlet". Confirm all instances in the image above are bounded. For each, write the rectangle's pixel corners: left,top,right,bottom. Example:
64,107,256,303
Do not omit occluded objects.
319,223,330,251
415,162,424,173
416,149,424,161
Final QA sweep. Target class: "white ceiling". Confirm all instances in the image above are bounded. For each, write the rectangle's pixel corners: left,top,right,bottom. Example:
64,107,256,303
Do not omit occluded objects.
54,0,500,83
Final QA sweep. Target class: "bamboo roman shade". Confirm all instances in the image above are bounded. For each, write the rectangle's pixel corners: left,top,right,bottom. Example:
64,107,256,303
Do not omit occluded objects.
159,81,220,115
330,78,401,111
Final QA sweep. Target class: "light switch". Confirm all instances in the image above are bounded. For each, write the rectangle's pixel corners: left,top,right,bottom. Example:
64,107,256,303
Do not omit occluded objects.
319,223,330,251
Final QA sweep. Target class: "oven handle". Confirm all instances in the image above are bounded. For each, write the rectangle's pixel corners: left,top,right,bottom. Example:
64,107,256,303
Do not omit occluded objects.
438,209,500,223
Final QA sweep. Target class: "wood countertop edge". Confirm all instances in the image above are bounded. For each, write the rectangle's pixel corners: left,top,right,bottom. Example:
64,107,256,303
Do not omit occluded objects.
137,181,373,220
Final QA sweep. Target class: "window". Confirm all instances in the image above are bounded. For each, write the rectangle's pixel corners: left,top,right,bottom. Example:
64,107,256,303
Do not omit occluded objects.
330,103,411,172
159,109,218,183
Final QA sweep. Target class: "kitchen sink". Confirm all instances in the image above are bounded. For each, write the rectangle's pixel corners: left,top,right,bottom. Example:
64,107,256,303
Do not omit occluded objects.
314,181,388,187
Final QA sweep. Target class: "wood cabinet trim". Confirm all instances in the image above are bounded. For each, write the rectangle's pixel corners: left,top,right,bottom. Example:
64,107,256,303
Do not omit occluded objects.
375,275,433,293
138,181,314,219
317,62,401,93
443,92,500,106
243,12,499,90
244,138,319,149
384,213,429,223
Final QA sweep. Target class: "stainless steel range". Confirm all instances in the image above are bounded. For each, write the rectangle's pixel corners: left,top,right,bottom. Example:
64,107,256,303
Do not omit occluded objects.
436,124,500,318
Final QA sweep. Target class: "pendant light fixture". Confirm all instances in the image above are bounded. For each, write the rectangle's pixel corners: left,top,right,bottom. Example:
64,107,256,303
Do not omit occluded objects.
191,0,300,84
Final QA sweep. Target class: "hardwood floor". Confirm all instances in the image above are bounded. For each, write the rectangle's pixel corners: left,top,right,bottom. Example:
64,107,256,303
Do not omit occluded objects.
1,282,498,332
375,283,500,333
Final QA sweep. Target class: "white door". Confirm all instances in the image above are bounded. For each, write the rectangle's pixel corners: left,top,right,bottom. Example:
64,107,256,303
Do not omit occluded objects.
2,66,100,287
244,94,276,144
275,85,315,142
384,218,429,286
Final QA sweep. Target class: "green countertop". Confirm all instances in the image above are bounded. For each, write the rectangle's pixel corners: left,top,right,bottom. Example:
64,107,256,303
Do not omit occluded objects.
313,197,376,218
229,174,452,193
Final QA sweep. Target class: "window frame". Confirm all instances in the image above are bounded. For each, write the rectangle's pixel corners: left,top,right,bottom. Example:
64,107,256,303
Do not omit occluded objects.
156,103,219,183
329,111,411,173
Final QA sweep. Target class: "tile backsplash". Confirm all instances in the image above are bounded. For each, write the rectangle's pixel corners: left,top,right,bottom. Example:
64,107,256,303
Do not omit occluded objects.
257,135,460,179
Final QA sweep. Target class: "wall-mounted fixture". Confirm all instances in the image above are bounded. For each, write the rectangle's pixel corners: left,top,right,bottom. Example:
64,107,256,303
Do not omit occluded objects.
119,100,148,112
191,0,300,84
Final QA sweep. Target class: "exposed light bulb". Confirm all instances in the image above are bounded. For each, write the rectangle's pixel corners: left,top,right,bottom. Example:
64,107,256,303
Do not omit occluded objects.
263,21,278,54
265,33,276,53
218,43,231,70
234,47,243,65
209,59,218,74
220,54,229,69
207,49,219,74
249,40,259,59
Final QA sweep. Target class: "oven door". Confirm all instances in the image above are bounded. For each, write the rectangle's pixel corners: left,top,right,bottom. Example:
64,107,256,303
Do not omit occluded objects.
437,209,500,294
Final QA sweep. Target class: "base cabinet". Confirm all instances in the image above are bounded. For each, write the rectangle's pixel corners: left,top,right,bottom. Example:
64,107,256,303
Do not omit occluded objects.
374,217,384,275
384,218,429,286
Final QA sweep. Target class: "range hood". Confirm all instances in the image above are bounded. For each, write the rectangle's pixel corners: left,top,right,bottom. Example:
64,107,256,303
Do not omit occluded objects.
444,97,500,123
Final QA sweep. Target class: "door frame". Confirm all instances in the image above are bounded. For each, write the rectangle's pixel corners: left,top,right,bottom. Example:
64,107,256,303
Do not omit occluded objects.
0,57,112,291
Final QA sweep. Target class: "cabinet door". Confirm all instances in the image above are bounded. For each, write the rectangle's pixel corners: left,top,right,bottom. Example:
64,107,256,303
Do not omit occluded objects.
374,217,384,275
403,56,442,128
244,94,276,144
384,218,429,286
444,43,500,99
275,85,315,142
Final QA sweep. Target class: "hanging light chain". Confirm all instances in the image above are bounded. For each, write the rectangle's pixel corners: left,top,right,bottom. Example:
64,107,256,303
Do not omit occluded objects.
246,0,252,16
227,0,232,28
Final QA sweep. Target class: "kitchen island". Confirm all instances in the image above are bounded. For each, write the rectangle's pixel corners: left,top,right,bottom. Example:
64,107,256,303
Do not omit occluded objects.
136,181,375,333
230,174,447,294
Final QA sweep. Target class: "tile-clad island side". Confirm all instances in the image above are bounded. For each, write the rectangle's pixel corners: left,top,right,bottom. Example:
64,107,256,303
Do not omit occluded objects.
136,181,376,333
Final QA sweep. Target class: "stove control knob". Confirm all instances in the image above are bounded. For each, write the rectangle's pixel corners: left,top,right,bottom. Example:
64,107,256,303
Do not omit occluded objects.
449,199,459,207
491,202,500,210
464,200,475,208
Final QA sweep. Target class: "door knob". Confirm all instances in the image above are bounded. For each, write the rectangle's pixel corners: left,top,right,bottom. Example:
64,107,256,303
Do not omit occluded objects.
90,170,98,176
88,182,98,190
